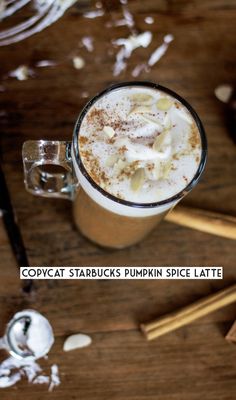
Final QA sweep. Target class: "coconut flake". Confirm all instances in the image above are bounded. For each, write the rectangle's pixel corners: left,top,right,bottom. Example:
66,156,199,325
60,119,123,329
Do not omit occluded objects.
81,36,94,52
103,126,115,138
106,19,127,28
83,9,104,18
148,34,174,67
33,375,50,385
63,333,92,351
8,65,34,81
120,0,135,29
215,84,233,103
35,60,57,68
0,356,60,391
113,31,152,76
0,356,48,389
145,16,154,24
73,56,85,70
0,372,21,388
131,63,148,77
0,0,6,19
48,364,60,392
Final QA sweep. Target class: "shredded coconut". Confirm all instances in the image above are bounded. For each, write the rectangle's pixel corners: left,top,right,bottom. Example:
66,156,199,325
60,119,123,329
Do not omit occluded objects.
33,375,50,385
215,84,233,103
0,356,59,391
120,0,134,30
48,364,60,392
83,9,104,19
0,0,5,19
81,36,94,52
106,19,127,28
148,34,174,66
8,65,34,80
35,60,57,67
131,63,148,77
113,31,152,76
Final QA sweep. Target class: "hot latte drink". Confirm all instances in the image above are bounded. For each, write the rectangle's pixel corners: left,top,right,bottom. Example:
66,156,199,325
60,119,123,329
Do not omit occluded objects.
73,84,203,248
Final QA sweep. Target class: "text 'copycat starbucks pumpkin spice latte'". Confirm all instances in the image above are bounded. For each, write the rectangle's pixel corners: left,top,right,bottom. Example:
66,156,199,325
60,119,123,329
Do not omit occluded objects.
23,82,207,248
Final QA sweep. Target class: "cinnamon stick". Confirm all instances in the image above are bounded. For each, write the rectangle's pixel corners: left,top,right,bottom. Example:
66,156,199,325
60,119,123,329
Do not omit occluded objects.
165,206,236,240
141,284,236,341
226,320,236,343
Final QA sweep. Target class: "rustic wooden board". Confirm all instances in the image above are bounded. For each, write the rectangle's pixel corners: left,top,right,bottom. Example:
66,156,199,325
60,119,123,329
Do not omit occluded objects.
0,0,236,399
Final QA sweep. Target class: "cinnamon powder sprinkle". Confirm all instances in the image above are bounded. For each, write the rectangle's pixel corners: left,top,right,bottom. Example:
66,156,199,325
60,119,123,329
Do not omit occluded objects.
174,101,180,109
120,161,140,178
79,136,88,145
147,163,155,171
173,153,180,160
189,124,200,149
118,145,128,155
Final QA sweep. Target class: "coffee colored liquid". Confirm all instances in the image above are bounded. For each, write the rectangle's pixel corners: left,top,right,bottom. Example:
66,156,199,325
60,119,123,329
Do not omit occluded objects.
73,187,167,248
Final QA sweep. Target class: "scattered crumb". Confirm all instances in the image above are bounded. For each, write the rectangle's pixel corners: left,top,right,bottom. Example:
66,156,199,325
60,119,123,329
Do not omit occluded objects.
0,356,60,391
73,56,85,70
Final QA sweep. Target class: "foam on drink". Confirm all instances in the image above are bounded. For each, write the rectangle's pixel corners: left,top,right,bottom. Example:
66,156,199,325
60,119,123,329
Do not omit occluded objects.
78,86,202,204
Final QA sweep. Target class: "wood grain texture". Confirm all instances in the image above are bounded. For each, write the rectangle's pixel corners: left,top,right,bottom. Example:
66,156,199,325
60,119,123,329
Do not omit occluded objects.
0,0,236,399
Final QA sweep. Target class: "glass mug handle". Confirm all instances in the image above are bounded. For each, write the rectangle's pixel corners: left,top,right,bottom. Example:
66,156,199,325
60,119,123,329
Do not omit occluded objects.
22,140,78,200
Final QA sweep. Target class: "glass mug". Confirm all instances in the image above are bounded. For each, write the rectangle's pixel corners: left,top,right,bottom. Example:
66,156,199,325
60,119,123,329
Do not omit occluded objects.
22,82,207,249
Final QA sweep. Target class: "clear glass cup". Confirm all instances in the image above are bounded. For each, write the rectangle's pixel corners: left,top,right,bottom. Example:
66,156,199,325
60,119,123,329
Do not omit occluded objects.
22,81,207,249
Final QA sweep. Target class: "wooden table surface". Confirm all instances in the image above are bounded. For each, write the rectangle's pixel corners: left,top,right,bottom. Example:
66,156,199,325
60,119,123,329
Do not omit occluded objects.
0,0,236,398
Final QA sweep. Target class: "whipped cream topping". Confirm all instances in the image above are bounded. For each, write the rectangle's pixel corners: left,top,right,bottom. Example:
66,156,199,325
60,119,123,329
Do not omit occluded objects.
78,86,202,203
